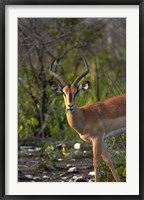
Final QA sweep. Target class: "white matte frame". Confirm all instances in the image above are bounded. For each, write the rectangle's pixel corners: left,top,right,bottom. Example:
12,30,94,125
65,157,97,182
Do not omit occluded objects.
5,5,139,195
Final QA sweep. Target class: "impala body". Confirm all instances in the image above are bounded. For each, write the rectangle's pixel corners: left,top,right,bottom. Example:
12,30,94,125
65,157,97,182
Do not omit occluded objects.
50,56,126,182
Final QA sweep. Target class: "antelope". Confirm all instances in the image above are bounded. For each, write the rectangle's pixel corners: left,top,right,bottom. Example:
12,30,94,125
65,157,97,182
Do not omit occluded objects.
49,56,126,182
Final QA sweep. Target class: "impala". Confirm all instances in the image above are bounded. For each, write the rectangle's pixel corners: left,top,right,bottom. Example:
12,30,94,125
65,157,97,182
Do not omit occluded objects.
49,56,126,182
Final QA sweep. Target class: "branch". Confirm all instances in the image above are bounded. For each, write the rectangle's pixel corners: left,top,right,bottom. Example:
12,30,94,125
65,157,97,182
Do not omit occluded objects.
18,78,39,107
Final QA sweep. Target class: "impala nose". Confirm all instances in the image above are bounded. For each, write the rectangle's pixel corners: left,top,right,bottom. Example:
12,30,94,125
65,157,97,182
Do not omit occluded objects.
67,105,74,112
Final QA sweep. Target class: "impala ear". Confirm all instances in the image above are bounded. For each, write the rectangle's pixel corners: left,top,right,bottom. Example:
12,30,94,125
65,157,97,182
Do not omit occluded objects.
50,81,63,93
78,81,90,91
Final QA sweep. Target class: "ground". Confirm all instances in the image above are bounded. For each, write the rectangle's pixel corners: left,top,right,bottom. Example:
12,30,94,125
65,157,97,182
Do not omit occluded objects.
18,136,126,182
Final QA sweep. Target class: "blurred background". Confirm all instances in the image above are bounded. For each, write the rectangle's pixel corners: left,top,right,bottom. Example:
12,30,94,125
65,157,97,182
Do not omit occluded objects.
18,18,126,182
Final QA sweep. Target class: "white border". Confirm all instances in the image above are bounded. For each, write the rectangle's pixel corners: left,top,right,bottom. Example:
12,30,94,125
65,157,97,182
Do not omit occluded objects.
5,5,139,195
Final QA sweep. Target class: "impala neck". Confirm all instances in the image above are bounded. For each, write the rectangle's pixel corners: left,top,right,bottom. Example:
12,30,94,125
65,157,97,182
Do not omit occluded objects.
66,106,84,132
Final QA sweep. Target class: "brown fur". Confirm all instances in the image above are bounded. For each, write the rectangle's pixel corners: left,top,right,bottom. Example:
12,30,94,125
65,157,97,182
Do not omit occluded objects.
65,93,126,140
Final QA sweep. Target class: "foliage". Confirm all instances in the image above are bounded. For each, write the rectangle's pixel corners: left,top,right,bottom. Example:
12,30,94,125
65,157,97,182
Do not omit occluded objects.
18,18,126,138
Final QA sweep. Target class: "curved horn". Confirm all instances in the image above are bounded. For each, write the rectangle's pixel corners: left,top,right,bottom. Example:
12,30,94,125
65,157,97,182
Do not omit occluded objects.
49,57,67,86
72,56,89,86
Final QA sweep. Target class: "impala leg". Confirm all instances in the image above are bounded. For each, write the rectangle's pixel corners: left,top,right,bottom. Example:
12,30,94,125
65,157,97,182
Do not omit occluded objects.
101,143,121,182
92,137,102,182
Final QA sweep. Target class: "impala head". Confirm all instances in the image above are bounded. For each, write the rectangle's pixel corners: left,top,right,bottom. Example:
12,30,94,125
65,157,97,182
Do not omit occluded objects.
49,56,90,112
